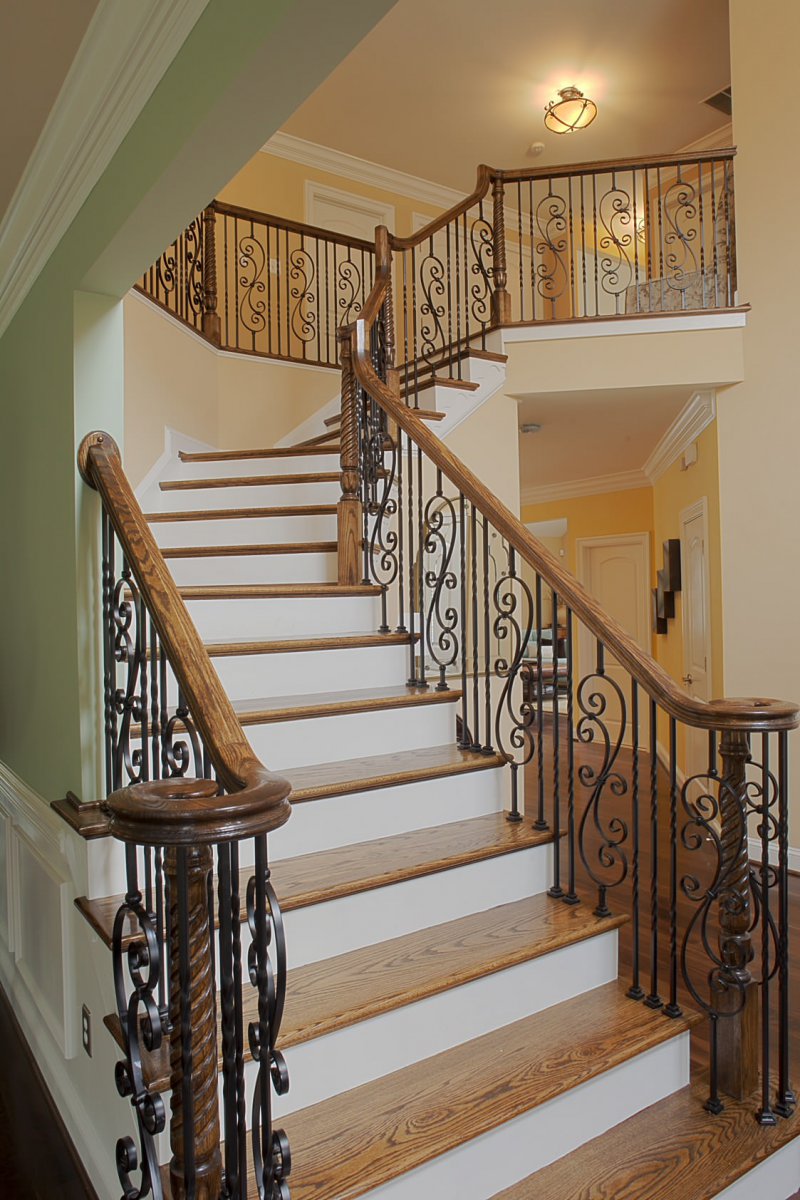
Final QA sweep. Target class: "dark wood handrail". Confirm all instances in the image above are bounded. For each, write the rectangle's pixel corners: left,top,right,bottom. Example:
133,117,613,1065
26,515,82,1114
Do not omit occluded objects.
211,199,376,252
345,229,797,735
388,149,736,254
78,431,291,839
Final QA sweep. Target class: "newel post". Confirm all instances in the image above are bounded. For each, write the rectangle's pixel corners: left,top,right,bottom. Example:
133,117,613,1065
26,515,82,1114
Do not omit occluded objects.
715,728,759,1101
202,206,221,345
337,332,363,585
491,175,512,326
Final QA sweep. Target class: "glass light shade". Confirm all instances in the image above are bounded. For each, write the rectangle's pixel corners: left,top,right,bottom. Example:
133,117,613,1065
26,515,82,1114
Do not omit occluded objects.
544,86,598,134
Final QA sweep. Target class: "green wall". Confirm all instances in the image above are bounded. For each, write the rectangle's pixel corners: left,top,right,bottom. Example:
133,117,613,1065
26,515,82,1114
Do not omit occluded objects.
0,0,395,800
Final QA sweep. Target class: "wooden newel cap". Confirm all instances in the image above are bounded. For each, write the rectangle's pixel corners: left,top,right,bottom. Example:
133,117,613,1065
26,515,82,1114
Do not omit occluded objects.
104,767,292,846
708,696,800,733
78,430,121,487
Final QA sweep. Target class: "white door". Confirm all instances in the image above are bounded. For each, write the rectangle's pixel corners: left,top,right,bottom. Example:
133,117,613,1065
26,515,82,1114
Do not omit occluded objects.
680,499,712,786
577,534,651,747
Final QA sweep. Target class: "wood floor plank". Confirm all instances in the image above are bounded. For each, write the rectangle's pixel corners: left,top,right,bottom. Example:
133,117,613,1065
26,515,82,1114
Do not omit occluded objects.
203,630,414,657
282,743,504,804
77,811,546,950
106,895,622,1094
162,541,337,558
493,1076,800,1200
160,472,339,491
178,446,341,461
146,504,337,522
267,983,697,1200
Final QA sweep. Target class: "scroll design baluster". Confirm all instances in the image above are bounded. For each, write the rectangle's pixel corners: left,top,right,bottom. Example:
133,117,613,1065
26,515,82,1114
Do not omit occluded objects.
575,651,629,917
248,839,291,1200
419,240,447,367
111,873,166,1200
598,181,634,309
289,247,317,346
337,257,366,324
534,188,568,314
238,233,268,336
492,546,534,822
469,211,494,329
362,388,398,634
663,172,699,298
421,474,459,691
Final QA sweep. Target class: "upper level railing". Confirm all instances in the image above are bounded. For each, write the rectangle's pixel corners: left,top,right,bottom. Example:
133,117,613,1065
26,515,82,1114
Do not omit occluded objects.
335,222,796,1125
136,148,738,381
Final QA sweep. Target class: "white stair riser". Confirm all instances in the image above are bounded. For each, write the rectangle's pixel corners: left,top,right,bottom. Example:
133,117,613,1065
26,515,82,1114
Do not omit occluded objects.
152,513,338,548
280,839,550,967
714,1139,800,1200
184,593,380,641
208,838,550,972
83,765,506,898
273,928,618,1114
153,479,341,511
245,702,457,770
166,550,337,587
360,1033,691,1200
174,453,342,480
210,642,411,700
272,766,505,858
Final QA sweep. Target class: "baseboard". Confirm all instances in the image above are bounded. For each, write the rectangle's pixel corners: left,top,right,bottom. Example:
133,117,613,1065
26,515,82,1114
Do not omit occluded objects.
747,836,800,875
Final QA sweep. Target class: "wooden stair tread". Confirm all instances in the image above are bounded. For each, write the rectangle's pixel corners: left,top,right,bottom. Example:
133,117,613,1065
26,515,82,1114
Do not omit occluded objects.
178,583,380,599
411,375,481,394
324,408,445,427
162,541,337,558
160,472,339,491
146,504,337,523
77,811,546,949
204,630,415,657
491,1077,800,1200
106,894,620,1094
270,984,698,1200
282,742,504,804
178,446,341,461
233,681,460,724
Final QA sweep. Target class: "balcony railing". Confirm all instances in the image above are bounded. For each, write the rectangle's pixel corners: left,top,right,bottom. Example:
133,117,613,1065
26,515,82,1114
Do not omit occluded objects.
136,148,738,378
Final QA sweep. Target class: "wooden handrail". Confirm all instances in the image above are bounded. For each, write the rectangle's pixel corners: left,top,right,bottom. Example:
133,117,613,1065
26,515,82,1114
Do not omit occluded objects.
345,230,797,735
211,199,376,252
78,431,291,839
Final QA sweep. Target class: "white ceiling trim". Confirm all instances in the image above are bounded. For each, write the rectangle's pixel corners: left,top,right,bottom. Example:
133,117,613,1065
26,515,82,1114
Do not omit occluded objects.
643,390,716,483
263,132,465,212
677,123,734,153
521,468,649,507
0,0,210,340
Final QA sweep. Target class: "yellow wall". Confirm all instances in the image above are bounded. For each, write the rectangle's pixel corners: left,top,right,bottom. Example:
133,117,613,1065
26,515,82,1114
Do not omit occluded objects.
652,420,724,698
219,150,444,239
522,487,655,578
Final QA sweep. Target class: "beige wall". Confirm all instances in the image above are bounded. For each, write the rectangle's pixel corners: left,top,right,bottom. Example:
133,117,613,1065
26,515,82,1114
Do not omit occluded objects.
725,2,800,835
124,294,338,485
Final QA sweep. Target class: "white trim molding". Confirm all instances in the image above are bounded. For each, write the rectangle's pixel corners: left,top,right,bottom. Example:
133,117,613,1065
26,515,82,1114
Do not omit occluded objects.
263,132,464,212
644,390,717,483
502,311,746,344
521,468,649,507
0,0,210,339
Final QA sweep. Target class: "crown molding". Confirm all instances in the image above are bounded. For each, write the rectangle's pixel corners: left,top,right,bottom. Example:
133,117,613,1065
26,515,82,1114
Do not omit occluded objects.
263,132,465,212
521,468,649,507
677,123,734,154
0,0,210,341
643,390,716,484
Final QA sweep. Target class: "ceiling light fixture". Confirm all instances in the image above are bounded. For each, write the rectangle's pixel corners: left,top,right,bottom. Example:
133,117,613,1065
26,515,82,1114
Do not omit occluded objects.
544,86,597,134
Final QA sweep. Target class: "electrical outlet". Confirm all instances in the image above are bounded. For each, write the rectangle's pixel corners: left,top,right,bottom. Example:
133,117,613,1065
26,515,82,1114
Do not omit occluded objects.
269,257,280,277
81,1004,92,1057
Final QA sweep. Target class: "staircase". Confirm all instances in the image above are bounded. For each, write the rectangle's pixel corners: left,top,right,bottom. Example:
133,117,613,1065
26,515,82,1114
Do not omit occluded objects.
63,422,799,1200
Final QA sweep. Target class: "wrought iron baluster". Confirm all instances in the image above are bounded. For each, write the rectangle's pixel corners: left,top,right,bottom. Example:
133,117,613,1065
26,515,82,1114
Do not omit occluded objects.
548,591,563,898
564,609,578,903
646,698,662,1009
534,574,546,831
776,730,796,1116
665,717,682,1018
627,681,644,1000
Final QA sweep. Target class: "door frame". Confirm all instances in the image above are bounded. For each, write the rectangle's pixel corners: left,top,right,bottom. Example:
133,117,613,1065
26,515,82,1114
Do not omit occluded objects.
679,497,712,698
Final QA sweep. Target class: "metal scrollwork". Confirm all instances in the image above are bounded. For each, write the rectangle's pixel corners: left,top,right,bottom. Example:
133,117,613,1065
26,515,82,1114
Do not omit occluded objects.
598,186,634,303
469,215,494,326
337,259,364,324
362,396,399,611
535,192,569,305
423,490,460,688
155,249,177,298
248,844,291,1200
663,177,699,291
112,894,166,1200
576,667,629,913
289,248,316,344
112,567,146,789
184,217,204,318
239,235,268,334
419,248,447,366
492,557,535,771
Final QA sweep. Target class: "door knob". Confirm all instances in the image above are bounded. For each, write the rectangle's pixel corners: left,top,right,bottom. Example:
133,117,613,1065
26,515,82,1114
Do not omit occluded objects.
682,673,693,685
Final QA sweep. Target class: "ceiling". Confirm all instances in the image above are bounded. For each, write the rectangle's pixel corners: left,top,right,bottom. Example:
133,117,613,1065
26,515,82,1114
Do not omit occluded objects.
0,0,101,219
513,384,694,495
282,0,731,192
